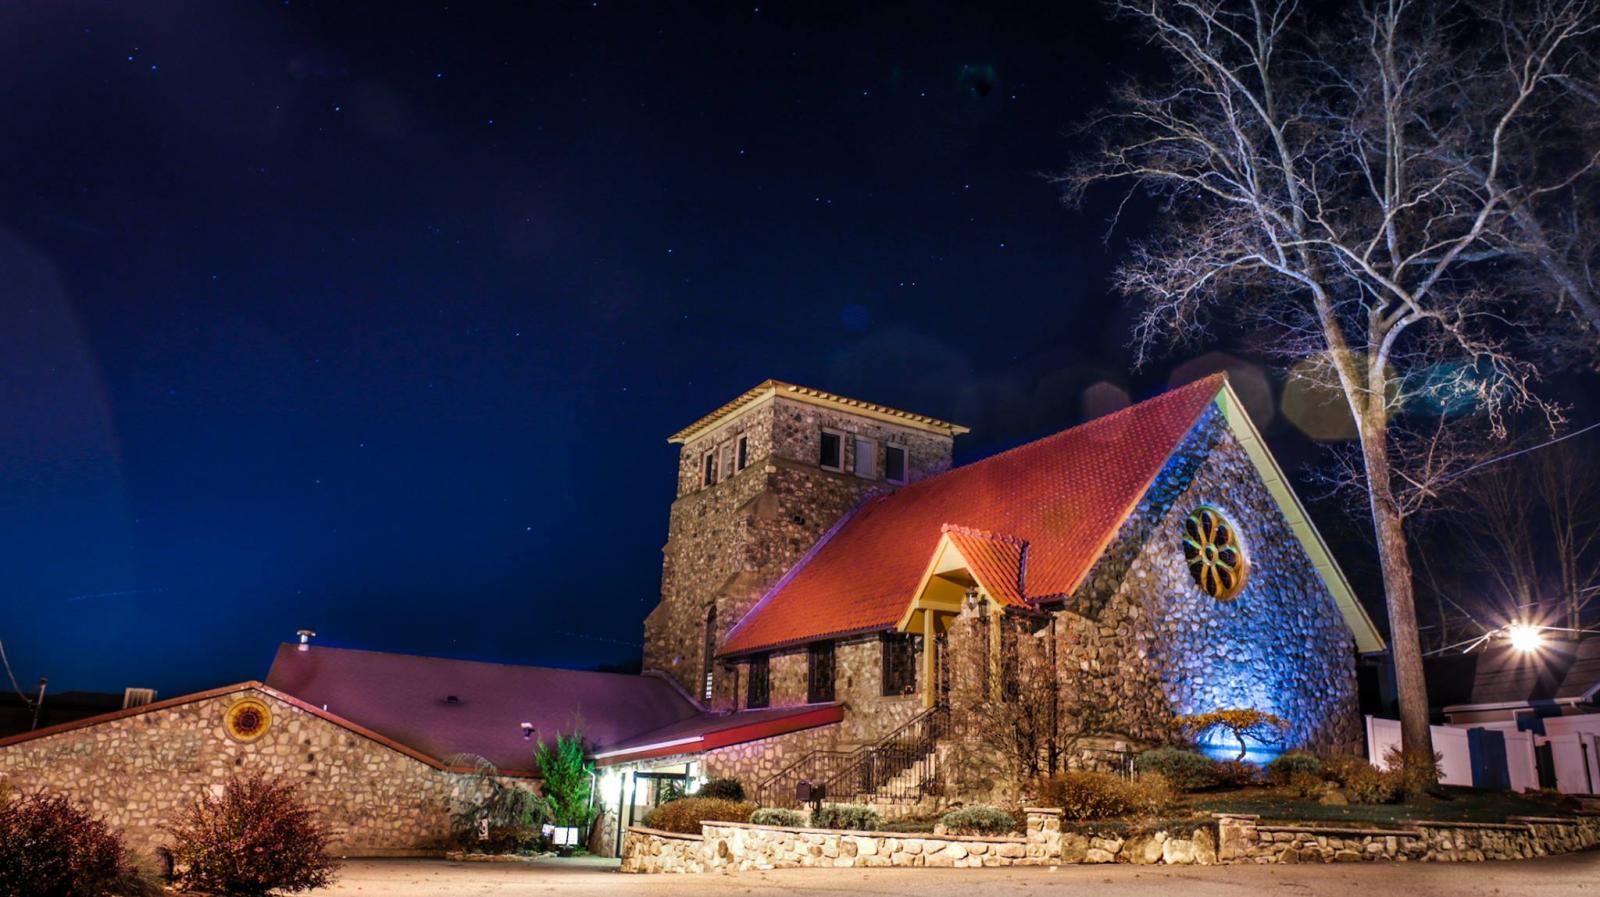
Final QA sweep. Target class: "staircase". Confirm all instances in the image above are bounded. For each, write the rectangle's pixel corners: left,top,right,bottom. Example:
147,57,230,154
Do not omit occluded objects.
756,706,950,816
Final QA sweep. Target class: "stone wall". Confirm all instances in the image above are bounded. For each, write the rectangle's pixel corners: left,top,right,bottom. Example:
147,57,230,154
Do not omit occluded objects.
620,808,1600,873
647,392,955,703
1059,405,1362,755
1216,813,1600,863
740,636,923,742
0,686,475,861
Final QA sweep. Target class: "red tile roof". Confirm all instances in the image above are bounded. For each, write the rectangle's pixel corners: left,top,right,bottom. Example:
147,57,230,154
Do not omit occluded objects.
592,703,845,766
265,645,703,772
720,375,1225,656
942,525,1028,607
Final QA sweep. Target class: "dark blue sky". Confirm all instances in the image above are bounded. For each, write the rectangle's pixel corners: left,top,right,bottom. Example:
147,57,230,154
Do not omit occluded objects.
0,1,1305,696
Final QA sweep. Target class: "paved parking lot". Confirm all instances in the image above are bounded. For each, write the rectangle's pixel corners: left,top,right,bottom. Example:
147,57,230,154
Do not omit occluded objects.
313,851,1600,896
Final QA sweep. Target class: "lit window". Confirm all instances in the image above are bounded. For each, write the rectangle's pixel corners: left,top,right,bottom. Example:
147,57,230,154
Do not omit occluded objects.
736,435,750,471
747,654,770,709
808,642,835,703
854,436,876,479
819,430,843,471
702,450,718,487
881,633,916,697
702,607,717,702
1182,506,1248,600
884,445,907,484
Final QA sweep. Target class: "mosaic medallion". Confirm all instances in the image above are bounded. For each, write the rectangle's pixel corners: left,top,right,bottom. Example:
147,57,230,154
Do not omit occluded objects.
224,697,272,743
1182,506,1248,600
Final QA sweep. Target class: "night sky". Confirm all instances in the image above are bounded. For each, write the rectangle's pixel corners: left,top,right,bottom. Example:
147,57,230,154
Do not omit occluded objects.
2,1,1315,697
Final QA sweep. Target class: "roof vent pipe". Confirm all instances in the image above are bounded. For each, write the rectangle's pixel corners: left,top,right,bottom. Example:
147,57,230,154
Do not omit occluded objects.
297,629,316,652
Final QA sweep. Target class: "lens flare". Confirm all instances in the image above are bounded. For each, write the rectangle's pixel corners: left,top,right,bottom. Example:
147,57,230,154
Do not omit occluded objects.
1506,623,1544,654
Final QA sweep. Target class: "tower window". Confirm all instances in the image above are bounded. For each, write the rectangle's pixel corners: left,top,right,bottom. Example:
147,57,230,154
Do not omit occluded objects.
747,654,770,709
881,633,916,696
702,607,717,702
854,437,877,479
736,435,750,471
884,445,907,484
719,442,735,481
819,430,843,471
808,641,836,703
702,450,718,487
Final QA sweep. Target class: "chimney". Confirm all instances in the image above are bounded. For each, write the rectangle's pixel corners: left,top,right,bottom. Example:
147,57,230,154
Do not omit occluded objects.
297,629,317,652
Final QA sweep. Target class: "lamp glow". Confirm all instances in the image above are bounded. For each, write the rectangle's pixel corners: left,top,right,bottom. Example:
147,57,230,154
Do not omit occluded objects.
1507,623,1544,654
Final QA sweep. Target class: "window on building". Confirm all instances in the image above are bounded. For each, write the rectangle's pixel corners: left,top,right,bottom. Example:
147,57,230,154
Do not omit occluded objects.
719,442,735,481
808,641,836,703
884,445,907,484
702,450,718,487
1182,506,1248,600
702,607,717,702
854,436,876,479
747,654,770,709
819,430,843,471
881,633,917,697
736,435,750,471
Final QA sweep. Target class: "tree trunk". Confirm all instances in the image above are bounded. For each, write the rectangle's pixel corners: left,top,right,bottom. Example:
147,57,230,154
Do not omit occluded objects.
1359,407,1436,765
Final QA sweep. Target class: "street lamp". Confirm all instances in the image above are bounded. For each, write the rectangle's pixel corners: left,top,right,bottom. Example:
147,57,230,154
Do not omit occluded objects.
1506,623,1545,654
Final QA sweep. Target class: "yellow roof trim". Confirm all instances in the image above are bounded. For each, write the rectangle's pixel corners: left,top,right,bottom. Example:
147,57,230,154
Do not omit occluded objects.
668,379,970,444
1213,380,1386,654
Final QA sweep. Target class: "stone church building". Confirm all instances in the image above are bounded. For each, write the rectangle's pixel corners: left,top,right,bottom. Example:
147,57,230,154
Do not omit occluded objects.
0,373,1382,859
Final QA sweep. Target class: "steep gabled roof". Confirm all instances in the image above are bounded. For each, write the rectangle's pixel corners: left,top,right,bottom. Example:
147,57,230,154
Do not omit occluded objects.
719,374,1386,657
720,375,1226,655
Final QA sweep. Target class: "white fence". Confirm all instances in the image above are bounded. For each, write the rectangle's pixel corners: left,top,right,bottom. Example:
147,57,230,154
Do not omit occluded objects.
1367,713,1600,794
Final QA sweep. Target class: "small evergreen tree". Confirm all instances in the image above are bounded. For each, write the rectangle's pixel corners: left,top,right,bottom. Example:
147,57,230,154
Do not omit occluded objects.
535,731,596,831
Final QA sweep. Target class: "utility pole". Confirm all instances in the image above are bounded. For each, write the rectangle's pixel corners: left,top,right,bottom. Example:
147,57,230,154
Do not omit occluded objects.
30,677,47,731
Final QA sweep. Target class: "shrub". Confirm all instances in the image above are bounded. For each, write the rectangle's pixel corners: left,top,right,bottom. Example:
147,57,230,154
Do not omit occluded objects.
939,806,1016,836
1383,747,1442,798
642,798,757,835
1286,770,1325,800
875,816,939,833
1266,751,1321,785
0,791,148,897
1341,761,1399,805
1133,748,1215,791
1035,771,1174,820
535,732,596,830
749,807,806,827
462,825,543,854
165,773,337,896
1210,759,1260,788
1320,754,1372,786
809,804,882,831
695,777,746,802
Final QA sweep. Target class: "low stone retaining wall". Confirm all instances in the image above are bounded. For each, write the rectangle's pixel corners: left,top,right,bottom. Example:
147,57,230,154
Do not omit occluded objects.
621,808,1600,873
1217,813,1600,863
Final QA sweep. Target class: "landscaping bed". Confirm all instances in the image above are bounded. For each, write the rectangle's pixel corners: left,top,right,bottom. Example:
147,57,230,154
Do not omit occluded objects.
1190,784,1582,828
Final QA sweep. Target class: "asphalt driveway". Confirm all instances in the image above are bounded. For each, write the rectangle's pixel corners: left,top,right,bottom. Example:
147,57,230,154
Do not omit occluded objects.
313,851,1600,896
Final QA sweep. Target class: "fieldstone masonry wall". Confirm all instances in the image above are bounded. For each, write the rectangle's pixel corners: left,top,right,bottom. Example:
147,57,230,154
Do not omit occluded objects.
621,808,1600,873
0,687,473,861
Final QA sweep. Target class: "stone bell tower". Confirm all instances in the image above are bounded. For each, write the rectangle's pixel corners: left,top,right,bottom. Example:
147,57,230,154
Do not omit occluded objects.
643,381,965,706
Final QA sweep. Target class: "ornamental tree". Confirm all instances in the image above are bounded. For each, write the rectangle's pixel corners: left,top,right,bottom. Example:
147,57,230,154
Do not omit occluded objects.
1177,709,1289,761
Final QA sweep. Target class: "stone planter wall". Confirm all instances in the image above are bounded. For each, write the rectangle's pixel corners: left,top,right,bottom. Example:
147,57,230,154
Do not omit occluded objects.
621,808,1600,873
1216,813,1600,863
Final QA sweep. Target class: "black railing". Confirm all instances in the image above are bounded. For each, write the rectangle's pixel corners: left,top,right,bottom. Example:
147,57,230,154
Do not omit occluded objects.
755,746,866,809
823,706,949,808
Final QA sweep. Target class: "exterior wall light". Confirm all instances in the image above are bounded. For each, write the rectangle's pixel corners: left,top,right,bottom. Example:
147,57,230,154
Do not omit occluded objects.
522,722,536,741
1506,623,1545,654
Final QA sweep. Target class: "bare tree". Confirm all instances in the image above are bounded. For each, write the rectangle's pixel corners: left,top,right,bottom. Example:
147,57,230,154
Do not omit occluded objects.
1062,0,1600,759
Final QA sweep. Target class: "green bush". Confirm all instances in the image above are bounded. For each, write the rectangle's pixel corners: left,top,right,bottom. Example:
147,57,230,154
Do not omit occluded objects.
1035,771,1174,820
809,804,881,831
749,807,806,827
875,816,939,833
1133,748,1216,791
939,806,1016,836
1266,751,1321,785
695,777,746,801
1320,755,1371,786
1285,770,1324,799
642,798,758,835
1341,761,1399,805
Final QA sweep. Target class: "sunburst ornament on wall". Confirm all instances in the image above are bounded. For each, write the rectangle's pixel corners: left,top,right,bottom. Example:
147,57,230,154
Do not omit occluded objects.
1182,506,1248,600
224,697,272,743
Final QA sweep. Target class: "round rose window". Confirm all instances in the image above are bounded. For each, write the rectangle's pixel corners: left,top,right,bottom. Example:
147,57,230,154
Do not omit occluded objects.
224,698,272,743
1182,506,1248,600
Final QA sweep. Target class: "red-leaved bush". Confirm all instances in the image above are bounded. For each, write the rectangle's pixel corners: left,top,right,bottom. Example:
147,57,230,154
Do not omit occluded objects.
165,773,337,896
0,791,147,897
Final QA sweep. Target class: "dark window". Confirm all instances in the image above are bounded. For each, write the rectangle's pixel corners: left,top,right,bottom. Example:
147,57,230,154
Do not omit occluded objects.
736,435,749,471
747,654,770,708
702,451,717,487
881,633,917,697
884,445,907,483
702,607,717,702
808,642,836,703
719,442,734,480
819,431,842,470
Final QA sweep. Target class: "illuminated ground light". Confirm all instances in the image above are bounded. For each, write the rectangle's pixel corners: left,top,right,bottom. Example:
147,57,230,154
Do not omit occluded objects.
1194,731,1285,765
